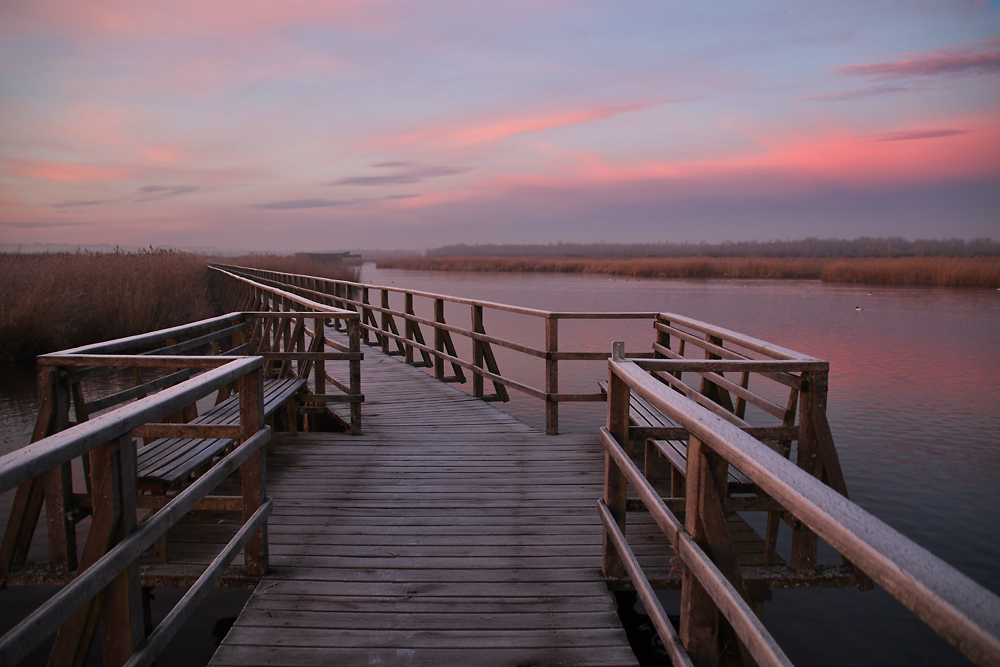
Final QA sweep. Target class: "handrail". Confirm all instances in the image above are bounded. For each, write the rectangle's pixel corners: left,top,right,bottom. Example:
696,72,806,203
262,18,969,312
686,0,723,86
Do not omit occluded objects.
211,268,364,433
211,264,660,434
0,358,260,491
0,357,272,667
603,354,1000,666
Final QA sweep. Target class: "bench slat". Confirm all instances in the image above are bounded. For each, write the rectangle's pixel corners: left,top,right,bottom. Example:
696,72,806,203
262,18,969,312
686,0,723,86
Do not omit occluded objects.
600,380,756,490
137,377,306,487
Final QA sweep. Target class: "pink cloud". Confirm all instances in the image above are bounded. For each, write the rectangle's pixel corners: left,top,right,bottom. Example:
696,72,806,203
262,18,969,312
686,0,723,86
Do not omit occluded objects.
378,102,650,149
428,118,1000,207
834,38,1000,78
7,160,135,182
1,1,382,39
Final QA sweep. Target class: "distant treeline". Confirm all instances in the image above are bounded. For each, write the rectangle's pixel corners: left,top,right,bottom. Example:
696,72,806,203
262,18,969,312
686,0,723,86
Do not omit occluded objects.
426,237,1000,259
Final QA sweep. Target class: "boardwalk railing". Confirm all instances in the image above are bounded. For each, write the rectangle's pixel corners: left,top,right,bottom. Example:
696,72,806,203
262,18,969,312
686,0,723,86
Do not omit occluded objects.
213,267,364,433
0,358,272,667
210,264,656,434
601,345,1000,666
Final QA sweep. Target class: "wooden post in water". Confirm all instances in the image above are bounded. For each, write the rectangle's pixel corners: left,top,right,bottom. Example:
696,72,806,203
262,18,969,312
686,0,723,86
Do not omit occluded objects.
545,317,559,435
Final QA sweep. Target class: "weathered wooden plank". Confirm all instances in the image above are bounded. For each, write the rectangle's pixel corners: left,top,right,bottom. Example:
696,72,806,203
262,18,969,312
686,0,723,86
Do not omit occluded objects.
209,335,637,667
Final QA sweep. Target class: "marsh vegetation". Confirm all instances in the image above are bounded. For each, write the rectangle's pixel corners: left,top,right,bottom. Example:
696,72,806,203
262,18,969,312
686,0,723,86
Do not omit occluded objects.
0,249,359,364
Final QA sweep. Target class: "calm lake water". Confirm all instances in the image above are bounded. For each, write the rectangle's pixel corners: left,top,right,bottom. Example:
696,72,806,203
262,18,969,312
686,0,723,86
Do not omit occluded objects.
1,264,997,666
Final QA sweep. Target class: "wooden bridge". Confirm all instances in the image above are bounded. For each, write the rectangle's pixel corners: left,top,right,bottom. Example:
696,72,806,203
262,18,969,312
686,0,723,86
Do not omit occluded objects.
1,266,998,667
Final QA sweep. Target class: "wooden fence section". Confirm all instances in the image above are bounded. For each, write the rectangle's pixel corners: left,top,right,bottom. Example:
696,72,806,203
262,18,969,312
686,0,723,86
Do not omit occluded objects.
601,346,1000,667
0,358,272,667
210,263,657,435
209,335,639,667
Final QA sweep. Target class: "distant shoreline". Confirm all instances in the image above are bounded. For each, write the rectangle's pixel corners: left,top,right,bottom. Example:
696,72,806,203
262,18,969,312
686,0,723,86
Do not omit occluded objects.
376,255,1000,288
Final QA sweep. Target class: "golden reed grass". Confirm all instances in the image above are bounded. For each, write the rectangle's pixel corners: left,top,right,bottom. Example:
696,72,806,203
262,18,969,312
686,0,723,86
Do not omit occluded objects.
378,255,1000,287
1,250,359,364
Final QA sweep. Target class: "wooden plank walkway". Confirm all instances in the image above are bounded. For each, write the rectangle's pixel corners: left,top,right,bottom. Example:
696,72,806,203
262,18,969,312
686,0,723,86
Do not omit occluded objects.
209,340,639,667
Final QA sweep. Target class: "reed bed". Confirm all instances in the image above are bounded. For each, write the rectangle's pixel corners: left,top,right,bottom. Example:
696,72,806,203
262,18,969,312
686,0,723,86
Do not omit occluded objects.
820,257,1000,287
378,255,1000,287
0,249,214,364
0,250,360,364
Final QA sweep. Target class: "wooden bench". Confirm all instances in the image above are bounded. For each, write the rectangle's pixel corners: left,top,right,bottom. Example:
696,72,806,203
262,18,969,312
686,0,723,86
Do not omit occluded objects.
137,377,307,490
600,380,757,497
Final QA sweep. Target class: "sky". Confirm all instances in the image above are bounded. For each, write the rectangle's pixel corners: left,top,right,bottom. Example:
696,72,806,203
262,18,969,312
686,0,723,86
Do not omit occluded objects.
1,1,999,253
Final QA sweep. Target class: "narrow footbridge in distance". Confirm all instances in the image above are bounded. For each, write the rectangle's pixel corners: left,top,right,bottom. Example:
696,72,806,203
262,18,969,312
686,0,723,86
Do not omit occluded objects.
0,266,997,667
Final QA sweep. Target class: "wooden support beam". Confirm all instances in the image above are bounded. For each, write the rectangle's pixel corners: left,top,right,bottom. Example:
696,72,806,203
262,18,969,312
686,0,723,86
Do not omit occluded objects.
238,369,268,577
602,342,629,580
545,317,559,435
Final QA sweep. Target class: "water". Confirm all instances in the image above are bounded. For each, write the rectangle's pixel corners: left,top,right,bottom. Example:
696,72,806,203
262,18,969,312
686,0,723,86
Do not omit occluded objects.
1,265,997,665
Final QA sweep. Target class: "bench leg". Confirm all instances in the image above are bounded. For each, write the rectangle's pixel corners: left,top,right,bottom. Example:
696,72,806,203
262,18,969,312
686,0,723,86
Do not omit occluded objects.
644,439,658,483
286,397,298,436
152,534,167,563
670,465,686,498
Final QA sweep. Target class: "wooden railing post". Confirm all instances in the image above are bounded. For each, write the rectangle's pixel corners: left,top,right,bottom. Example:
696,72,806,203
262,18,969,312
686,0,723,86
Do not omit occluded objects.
361,287,371,344
791,370,825,573
472,305,485,399
48,433,141,667
1,367,69,583
405,294,416,365
602,343,629,579
238,367,268,577
43,367,76,574
681,436,721,666
434,299,445,380
380,290,391,354
314,317,326,397
348,318,363,435
98,433,144,667
545,316,559,435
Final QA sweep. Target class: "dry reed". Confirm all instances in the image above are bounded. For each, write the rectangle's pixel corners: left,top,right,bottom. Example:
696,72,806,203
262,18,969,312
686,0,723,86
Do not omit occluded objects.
377,255,1000,287
1,249,214,363
820,257,1000,287
0,250,361,364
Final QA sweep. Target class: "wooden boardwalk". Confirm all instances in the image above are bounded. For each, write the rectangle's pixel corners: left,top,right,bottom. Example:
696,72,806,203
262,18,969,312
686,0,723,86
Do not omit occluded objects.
209,342,639,667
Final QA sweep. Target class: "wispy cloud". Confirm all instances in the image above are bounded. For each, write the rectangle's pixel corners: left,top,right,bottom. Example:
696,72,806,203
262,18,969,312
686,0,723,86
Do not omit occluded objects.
134,185,199,201
327,163,471,187
834,38,1000,79
2,221,90,228
871,129,969,142
249,198,355,210
53,199,117,208
804,84,908,102
250,194,419,210
380,103,651,149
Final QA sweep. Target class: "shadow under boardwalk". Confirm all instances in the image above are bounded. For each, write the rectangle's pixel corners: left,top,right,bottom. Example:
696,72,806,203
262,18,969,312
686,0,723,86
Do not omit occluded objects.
209,341,639,667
